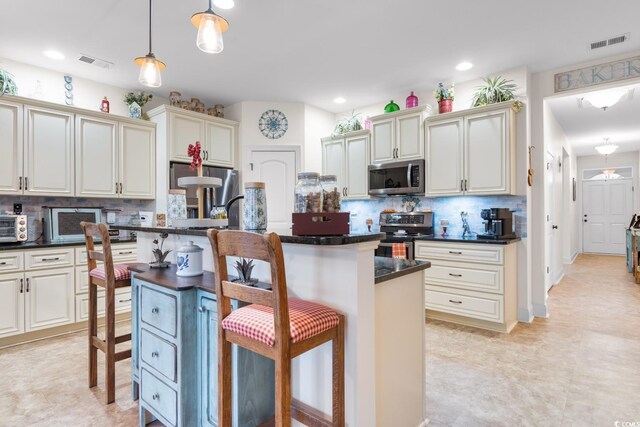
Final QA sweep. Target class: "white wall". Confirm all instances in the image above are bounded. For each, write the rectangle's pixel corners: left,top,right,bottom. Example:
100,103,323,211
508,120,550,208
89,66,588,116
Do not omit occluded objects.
304,104,335,173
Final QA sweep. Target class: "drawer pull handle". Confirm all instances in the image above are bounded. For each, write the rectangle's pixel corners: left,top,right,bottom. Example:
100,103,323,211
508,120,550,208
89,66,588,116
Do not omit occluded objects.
41,257,60,262
448,299,463,304
151,351,159,358
118,251,133,255
151,307,159,314
448,251,462,255
448,273,463,278
0,262,6,265
152,393,159,400
197,306,209,313
118,298,132,303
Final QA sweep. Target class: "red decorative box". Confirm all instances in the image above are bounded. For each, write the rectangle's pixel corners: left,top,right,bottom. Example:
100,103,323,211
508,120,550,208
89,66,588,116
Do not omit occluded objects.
292,212,350,236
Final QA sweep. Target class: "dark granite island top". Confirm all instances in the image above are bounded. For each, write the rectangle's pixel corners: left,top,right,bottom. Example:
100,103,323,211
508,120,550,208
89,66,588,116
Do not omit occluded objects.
414,235,521,245
113,225,385,245
374,257,430,284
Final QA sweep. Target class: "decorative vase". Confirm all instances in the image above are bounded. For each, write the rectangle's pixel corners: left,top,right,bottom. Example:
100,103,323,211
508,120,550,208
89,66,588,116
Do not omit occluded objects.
176,241,204,277
169,91,181,107
406,91,418,108
243,182,267,230
438,98,453,114
127,101,142,119
384,100,400,113
363,116,372,130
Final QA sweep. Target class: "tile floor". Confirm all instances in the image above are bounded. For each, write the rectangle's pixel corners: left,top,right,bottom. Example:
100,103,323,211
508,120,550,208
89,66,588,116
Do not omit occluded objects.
0,254,638,426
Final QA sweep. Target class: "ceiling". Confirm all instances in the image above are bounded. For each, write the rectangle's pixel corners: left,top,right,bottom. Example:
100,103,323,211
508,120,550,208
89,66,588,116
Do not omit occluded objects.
2,0,640,112
547,82,640,156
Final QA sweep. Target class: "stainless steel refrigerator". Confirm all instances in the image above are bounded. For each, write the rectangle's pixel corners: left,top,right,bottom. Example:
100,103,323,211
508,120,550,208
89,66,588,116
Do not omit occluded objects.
169,162,240,227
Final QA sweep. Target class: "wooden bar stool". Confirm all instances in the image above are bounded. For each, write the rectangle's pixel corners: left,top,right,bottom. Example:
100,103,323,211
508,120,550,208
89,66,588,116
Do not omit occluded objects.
208,229,345,427
80,222,140,404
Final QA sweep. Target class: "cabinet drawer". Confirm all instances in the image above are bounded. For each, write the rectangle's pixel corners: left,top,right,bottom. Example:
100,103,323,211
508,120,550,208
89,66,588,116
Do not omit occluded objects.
25,248,74,270
425,287,503,323
76,244,137,265
424,260,504,294
415,241,503,264
141,285,177,338
0,252,23,273
141,368,178,427
141,329,177,382
75,288,131,321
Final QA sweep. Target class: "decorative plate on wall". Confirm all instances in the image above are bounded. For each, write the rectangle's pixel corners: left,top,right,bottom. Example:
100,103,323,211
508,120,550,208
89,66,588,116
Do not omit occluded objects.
258,109,288,139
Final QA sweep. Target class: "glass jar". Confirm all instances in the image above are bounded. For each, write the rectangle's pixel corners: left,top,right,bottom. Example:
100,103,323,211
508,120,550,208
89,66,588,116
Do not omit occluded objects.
319,175,340,213
294,172,323,213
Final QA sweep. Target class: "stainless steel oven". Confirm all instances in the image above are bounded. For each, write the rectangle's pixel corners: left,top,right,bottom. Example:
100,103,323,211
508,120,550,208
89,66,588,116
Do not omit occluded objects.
0,215,28,243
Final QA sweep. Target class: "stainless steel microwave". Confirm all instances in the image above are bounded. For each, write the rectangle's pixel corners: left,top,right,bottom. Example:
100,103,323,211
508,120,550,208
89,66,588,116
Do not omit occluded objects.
0,215,28,243
43,207,102,242
368,159,425,196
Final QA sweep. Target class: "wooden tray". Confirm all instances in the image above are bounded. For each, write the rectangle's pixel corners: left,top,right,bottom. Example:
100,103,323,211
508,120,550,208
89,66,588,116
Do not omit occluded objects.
292,212,350,236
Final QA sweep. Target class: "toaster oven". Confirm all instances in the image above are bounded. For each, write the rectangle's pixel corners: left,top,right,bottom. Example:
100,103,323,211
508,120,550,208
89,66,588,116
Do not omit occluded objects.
0,215,28,243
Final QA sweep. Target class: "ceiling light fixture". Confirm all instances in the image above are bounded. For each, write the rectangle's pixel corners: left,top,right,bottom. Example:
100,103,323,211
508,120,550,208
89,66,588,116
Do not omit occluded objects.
192,0,229,54
134,0,165,88
213,0,235,9
595,138,618,155
334,97,346,104
455,61,473,71
43,50,65,60
582,88,626,111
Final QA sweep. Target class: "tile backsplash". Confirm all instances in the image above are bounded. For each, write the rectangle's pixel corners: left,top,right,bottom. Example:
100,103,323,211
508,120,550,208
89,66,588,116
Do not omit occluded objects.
0,196,154,241
343,195,527,238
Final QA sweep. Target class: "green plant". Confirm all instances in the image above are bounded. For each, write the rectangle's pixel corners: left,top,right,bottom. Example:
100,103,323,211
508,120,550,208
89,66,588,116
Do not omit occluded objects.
151,233,171,263
434,82,454,101
471,76,517,107
234,258,256,284
0,69,18,96
333,111,363,135
123,91,153,106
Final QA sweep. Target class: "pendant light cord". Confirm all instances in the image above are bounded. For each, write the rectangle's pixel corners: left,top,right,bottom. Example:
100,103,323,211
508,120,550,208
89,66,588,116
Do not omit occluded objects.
148,0,153,54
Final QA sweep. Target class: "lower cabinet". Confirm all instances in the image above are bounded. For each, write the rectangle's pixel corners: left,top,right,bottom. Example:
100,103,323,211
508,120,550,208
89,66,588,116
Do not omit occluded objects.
25,267,75,331
0,272,25,337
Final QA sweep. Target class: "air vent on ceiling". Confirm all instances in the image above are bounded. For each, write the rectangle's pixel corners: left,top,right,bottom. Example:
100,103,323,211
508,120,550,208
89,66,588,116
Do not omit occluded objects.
78,54,114,70
589,33,630,51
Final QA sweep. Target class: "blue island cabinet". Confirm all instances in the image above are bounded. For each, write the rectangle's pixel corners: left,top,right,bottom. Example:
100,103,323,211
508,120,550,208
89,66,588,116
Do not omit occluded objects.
131,274,274,427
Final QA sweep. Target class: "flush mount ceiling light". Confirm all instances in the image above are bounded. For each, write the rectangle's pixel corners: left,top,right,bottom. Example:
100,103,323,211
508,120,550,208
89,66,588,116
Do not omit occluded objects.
134,0,166,88
213,0,235,9
43,50,65,60
595,138,618,155
455,61,473,71
192,0,229,54
582,88,626,110
334,97,346,104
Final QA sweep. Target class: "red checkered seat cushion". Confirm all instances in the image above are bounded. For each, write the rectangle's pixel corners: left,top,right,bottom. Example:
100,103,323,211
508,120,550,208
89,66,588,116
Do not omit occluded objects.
89,263,145,281
221,298,340,347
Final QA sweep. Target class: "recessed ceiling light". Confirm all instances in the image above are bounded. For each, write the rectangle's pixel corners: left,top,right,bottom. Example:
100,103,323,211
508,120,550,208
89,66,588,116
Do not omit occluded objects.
455,61,473,71
334,97,346,104
213,0,235,9
43,50,65,60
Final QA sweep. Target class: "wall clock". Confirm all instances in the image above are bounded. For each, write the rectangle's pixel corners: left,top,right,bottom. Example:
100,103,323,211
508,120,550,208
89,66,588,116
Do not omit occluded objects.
258,109,288,139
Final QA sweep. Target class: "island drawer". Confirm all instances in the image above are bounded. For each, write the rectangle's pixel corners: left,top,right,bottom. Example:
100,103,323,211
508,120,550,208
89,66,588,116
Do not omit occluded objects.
141,285,177,338
415,241,503,264
0,252,23,273
25,248,74,270
424,260,504,294
425,286,503,323
141,329,177,383
141,368,178,427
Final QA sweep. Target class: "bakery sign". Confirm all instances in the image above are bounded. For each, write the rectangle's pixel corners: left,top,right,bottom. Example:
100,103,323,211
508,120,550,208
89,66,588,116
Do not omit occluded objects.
554,55,640,92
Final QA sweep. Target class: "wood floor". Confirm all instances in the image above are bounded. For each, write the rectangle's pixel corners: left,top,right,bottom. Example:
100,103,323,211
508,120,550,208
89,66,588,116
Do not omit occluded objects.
1,254,638,426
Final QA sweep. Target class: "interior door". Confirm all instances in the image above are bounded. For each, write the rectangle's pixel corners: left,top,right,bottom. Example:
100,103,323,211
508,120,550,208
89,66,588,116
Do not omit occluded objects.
583,178,633,254
545,152,554,291
247,150,298,229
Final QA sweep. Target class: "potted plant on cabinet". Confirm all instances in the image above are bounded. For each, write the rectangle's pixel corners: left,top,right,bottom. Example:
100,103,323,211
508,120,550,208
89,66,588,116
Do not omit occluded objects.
123,91,153,119
434,82,454,113
332,111,363,136
471,76,517,107
0,69,18,96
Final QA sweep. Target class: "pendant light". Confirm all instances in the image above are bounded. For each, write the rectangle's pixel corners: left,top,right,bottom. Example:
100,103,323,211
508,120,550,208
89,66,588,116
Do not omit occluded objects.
134,0,165,88
191,0,229,54
595,138,618,155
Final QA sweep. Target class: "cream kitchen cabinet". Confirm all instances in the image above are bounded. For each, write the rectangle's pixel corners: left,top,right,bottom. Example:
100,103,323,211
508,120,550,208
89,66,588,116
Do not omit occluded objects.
204,121,234,167
169,111,205,163
119,122,156,199
25,267,75,332
0,272,25,338
426,101,518,197
321,130,370,199
0,99,23,195
370,106,427,164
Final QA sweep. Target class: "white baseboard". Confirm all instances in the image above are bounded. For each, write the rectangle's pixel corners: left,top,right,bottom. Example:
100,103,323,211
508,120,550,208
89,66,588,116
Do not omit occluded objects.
532,303,549,318
518,307,534,323
563,251,579,264
553,271,565,285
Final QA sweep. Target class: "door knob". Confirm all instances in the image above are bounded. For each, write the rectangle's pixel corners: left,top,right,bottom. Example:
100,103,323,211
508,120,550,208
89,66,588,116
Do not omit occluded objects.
552,225,558,229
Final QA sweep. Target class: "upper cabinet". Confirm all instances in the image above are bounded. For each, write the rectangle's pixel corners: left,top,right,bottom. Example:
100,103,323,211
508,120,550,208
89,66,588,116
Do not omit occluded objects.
76,115,118,197
169,112,205,163
205,121,234,167
0,100,23,195
425,101,519,197
321,130,370,199
119,123,156,199
370,106,427,164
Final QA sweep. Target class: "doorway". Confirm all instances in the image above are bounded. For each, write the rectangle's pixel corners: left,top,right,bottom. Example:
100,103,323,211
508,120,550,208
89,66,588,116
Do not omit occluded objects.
545,151,556,291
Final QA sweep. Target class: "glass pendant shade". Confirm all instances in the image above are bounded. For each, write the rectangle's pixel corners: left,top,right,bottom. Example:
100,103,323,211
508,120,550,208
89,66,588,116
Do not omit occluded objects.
197,14,224,53
583,89,626,110
135,55,164,88
595,138,618,155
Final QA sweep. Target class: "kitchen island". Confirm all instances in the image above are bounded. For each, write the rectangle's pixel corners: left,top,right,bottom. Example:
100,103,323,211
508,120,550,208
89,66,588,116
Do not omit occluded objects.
116,225,430,427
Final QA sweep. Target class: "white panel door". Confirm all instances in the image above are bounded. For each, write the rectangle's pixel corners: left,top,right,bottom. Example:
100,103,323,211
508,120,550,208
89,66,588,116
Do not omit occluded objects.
426,118,464,196
345,135,369,198
396,112,423,160
248,150,298,229
322,138,345,195
169,113,205,163
75,115,118,197
25,268,75,331
0,273,25,338
0,100,23,195
25,106,74,196
205,122,234,167
371,118,395,164
120,123,156,199
545,153,555,291
464,110,508,195
583,179,633,254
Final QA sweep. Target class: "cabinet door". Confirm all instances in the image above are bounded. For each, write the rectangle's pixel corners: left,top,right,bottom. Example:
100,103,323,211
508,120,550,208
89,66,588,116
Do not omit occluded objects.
169,113,204,163
120,123,156,199
345,135,370,198
321,138,346,194
426,118,464,196
25,267,75,331
76,115,118,197
205,122,234,167
396,112,423,160
371,118,395,164
0,273,25,338
464,110,509,195
25,106,74,196
0,100,23,195
198,294,218,427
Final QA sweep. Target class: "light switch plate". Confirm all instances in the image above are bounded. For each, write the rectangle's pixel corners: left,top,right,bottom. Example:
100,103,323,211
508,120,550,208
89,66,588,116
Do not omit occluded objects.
106,212,116,224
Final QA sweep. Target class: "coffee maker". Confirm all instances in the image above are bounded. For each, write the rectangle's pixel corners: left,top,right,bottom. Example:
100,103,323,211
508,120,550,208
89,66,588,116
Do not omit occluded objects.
478,208,516,240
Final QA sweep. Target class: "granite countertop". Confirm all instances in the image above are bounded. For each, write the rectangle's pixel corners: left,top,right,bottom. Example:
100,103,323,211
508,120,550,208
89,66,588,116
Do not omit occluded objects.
0,238,137,251
113,225,385,246
374,257,431,284
414,235,521,245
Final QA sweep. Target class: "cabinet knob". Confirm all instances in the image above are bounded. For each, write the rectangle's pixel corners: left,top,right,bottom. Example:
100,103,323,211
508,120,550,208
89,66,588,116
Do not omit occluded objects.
197,306,208,313
152,393,159,400
151,307,159,314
